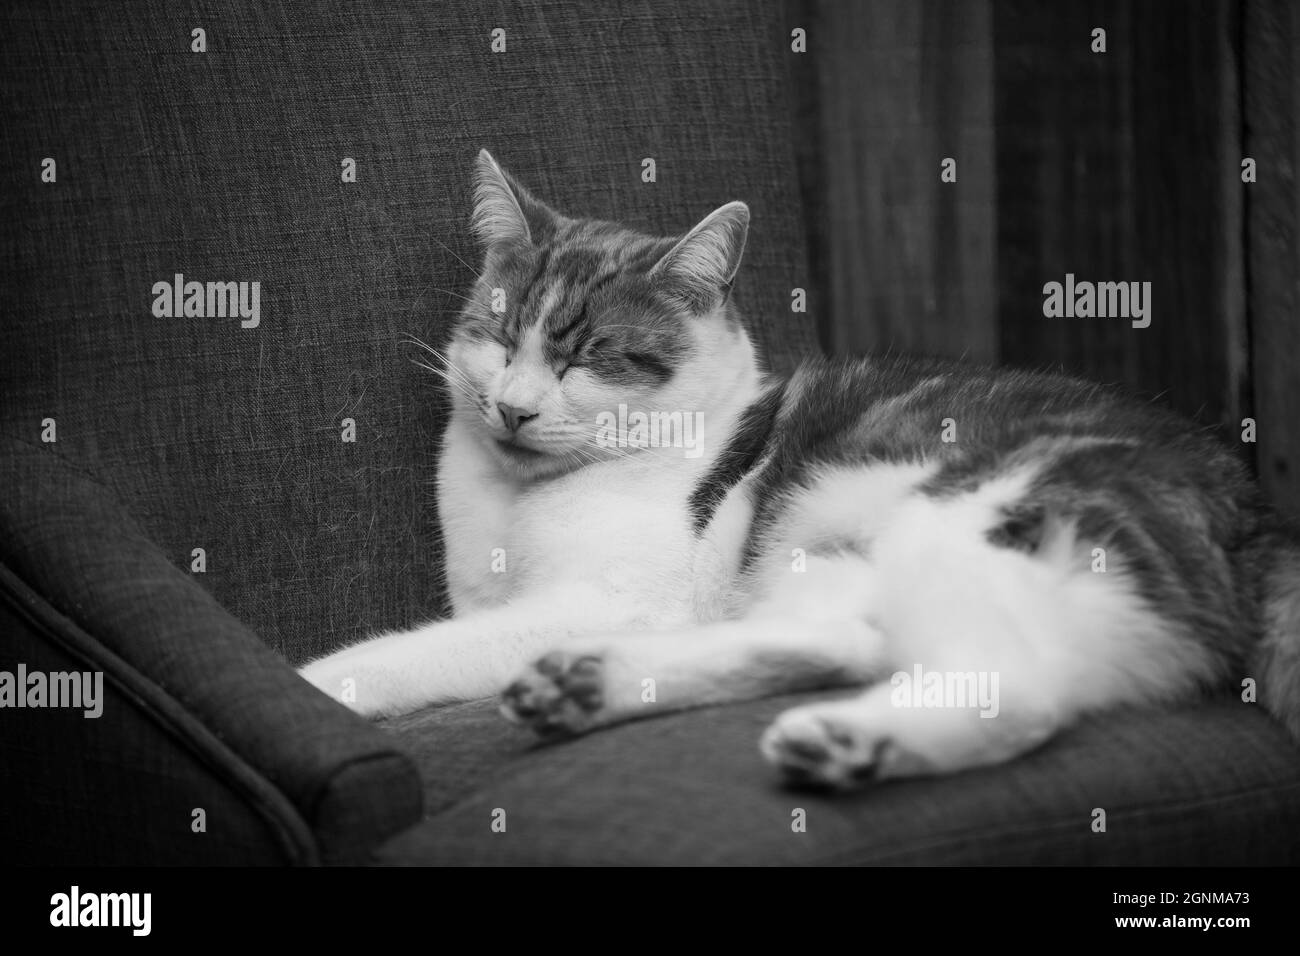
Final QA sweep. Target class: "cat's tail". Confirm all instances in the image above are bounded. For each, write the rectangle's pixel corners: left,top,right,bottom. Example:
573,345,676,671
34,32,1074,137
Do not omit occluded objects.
1252,523,1300,740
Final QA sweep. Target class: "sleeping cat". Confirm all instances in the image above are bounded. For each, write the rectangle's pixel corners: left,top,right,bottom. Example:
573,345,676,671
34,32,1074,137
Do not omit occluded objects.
300,149,1300,788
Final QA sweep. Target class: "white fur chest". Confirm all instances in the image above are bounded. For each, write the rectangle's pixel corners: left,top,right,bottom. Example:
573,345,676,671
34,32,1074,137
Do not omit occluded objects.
436,416,519,613
437,417,715,623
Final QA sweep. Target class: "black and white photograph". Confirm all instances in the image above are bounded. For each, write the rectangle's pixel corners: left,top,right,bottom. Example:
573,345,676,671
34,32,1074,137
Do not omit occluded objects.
1,0,1296,927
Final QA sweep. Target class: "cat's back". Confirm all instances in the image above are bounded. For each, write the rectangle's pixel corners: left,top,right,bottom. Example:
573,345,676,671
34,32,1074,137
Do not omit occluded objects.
753,354,1251,501
692,354,1262,586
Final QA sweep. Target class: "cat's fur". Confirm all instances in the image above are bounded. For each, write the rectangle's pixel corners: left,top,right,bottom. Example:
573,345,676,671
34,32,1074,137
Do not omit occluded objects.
300,149,1300,788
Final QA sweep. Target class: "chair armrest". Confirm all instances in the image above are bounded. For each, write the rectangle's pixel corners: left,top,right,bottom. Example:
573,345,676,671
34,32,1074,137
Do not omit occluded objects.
0,435,423,864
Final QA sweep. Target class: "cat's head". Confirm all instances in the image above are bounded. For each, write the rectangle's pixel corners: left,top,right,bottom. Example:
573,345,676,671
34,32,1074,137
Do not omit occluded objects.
443,149,758,480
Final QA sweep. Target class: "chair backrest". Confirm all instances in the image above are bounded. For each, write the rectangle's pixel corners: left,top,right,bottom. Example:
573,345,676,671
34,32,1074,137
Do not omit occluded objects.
0,2,819,660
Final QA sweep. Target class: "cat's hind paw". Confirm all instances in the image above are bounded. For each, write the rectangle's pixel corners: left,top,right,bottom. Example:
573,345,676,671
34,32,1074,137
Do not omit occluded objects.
759,705,887,790
499,651,606,736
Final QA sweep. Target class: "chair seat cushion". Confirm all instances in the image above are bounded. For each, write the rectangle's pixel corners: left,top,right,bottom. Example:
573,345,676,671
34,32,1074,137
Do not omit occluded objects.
374,692,1300,865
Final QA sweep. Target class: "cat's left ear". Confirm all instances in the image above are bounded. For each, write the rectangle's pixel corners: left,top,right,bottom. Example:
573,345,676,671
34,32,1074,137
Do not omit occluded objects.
650,201,750,313
470,149,561,250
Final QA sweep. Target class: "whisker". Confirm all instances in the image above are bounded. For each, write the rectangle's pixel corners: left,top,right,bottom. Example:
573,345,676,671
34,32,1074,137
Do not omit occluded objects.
409,357,480,405
430,234,480,276
399,334,478,392
432,286,478,305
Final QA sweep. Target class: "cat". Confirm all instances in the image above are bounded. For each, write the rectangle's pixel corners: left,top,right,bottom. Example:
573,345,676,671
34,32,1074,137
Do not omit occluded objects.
300,149,1300,789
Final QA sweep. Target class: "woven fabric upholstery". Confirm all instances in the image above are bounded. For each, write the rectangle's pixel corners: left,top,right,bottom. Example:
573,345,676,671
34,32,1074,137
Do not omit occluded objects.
0,1,818,662
0,436,424,864
375,693,1300,865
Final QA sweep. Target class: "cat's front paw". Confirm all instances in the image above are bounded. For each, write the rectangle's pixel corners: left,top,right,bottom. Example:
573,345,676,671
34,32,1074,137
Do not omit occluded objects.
499,651,607,736
298,657,402,719
760,706,887,790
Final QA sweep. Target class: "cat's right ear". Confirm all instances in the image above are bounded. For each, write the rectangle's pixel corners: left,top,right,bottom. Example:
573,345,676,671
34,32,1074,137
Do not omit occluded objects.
471,149,558,250
650,201,750,313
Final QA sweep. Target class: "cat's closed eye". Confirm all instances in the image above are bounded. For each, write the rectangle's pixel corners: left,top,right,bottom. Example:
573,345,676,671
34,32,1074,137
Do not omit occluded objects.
558,336,608,377
494,330,518,364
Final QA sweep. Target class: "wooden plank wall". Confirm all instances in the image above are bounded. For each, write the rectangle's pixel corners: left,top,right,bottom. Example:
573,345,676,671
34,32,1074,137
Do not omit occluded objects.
1245,0,1300,513
992,0,1246,437
800,0,1300,513
801,3,1268,441
796,0,998,362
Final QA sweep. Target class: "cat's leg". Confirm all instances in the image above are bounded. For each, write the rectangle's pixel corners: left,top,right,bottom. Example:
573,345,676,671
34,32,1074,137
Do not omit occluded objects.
760,685,1058,789
762,480,1220,788
499,614,886,735
298,585,640,718
500,551,888,734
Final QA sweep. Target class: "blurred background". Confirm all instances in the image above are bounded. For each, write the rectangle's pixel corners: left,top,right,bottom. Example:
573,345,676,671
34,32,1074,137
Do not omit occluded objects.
790,0,1298,513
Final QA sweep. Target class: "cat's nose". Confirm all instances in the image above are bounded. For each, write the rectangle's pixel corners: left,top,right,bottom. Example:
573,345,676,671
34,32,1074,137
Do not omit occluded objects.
497,402,539,433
